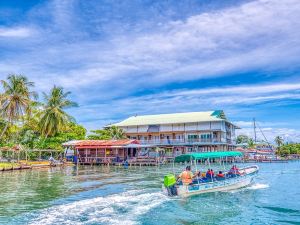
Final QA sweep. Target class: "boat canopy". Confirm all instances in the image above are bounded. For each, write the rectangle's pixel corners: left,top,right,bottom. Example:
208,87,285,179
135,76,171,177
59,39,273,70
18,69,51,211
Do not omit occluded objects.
174,151,243,163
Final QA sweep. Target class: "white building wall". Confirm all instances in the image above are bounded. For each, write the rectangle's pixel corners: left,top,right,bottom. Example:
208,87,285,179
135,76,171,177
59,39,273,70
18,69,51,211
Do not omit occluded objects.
211,121,222,130
122,121,234,141
172,124,185,131
119,126,129,133
185,123,198,131
221,132,226,142
160,124,173,132
125,126,138,133
198,122,211,130
137,125,148,133
220,121,226,132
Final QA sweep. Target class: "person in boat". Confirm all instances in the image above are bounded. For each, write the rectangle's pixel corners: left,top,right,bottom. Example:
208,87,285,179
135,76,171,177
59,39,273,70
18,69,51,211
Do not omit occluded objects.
177,166,199,185
193,170,204,184
49,156,55,166
217,171,225,179
206,169,215,179
229,165,241,176
229,166,234,174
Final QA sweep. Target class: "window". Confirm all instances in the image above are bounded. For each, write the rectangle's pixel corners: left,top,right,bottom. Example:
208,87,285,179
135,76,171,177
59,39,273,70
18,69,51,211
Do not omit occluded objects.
147,125,160,132
187,134,198,139
200,134,212,139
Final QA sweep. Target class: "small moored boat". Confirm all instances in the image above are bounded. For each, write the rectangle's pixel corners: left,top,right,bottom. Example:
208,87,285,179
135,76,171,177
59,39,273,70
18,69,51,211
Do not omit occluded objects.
163,151,259,197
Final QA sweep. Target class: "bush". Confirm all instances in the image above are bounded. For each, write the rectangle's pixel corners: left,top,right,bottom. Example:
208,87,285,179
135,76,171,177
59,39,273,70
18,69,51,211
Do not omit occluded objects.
276,143,300,156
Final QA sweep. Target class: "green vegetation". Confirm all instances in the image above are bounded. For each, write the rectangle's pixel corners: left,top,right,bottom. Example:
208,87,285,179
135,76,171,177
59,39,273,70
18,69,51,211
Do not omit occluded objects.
0,74,86,156
276,143,300,157
39,86,78,138
236,134,249,144
273,136,300,157
87,126,126,140
275,136,284,147
247,138,256,149
0,74,127,161
0,75,37,138
0,162,19,170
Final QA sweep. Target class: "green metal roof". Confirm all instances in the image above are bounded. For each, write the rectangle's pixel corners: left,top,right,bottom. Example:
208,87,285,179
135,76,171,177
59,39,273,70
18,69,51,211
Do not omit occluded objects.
111,111,225,127
174,151,243,162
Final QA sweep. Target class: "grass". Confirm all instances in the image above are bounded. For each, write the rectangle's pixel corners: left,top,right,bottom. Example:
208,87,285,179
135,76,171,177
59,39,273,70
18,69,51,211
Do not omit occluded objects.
19,160,50,166
0,162,20,170
0,160,51,170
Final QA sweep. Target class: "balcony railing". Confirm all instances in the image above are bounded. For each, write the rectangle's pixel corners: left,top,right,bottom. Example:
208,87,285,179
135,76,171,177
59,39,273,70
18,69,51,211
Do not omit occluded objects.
136,138,230,145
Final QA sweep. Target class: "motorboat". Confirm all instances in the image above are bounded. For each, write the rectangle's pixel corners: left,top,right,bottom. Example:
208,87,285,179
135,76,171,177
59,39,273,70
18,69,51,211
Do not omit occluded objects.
163,151,259,197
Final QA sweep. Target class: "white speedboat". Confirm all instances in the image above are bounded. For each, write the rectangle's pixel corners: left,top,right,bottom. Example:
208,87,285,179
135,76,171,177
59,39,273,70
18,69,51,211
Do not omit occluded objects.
163,151,259,197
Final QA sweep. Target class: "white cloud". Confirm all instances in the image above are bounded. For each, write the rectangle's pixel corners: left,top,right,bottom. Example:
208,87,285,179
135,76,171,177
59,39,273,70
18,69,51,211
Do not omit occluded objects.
70,80,300,128
1,0,300,93
0,0,300,142
236,127,300,143
0,27,33,38
105,81,300,111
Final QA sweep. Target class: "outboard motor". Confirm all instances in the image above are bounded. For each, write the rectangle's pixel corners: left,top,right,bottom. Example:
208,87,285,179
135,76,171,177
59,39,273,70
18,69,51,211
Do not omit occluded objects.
164,174,177,196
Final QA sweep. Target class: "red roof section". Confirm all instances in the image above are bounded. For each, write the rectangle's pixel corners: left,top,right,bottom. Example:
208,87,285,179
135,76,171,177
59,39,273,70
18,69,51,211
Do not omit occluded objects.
74,139,140,148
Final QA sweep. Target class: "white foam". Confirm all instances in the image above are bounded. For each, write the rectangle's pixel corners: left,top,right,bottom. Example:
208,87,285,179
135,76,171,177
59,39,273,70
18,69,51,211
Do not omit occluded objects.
28,190,168,225
246,183,269,190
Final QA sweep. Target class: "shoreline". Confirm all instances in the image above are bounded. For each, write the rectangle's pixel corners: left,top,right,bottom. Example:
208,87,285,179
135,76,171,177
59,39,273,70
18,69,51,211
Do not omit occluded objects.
1,159,298,172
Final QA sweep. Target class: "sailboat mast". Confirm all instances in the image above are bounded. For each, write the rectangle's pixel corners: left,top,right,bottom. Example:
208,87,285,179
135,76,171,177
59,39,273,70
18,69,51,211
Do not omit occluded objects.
253,118,257,143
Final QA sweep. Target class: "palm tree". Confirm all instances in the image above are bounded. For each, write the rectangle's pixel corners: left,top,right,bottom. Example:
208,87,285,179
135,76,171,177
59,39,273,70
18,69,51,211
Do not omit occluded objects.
106,126,126,140
247,138,256,149
0,74,36,138
87,129,111,140
39,86,77,137
275,136,284,147
236,135,249,144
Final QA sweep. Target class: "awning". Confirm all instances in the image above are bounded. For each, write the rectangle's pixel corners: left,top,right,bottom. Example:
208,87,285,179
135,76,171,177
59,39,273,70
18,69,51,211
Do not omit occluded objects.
174,151,243,163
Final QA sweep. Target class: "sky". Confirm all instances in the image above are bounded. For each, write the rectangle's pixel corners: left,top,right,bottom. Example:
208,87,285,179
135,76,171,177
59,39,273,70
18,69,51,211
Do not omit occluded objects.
0,0,300,143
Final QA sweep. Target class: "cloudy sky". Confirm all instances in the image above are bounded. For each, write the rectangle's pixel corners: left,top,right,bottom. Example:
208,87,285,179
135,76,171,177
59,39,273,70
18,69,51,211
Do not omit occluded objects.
0,0,300,142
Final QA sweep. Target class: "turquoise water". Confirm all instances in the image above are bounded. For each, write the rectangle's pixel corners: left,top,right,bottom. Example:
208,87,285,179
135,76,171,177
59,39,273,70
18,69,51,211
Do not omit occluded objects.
0,162,300,225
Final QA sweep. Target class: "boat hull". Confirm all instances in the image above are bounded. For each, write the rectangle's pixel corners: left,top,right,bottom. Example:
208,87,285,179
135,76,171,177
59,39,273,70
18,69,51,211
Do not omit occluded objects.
164,165,259,197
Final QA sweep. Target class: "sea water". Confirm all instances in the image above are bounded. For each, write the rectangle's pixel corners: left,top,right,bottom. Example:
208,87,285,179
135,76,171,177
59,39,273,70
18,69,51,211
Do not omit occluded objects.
0,162,299,225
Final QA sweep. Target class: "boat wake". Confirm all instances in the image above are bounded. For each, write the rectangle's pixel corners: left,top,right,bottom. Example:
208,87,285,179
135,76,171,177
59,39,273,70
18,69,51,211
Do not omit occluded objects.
227,183,269,193
27,190,168,225
246,183,269,190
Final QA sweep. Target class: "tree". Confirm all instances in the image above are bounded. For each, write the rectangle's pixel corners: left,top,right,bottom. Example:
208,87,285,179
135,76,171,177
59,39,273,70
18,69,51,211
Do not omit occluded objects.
0,74,36,138
87,129,111,140
39,86,77,138
0,118,9,141
275,136,284,147
247,138,256,149
236,135,249,144
87,126,126,140
107,126,126,140
20,130,37,148
34,122,86,150
62,122,86,140
276,143,300,157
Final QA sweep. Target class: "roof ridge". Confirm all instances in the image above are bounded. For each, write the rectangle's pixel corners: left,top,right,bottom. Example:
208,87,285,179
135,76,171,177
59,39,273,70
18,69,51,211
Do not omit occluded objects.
128,111,215,118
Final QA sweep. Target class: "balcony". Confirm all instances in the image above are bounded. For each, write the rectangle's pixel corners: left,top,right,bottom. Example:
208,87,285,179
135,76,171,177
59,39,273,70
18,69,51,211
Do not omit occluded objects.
136,138,228,145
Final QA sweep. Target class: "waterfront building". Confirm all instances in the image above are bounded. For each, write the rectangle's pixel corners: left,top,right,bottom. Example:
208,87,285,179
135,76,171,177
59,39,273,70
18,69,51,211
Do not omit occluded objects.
110,110,239,155
236,142,276,161
63,139,141,164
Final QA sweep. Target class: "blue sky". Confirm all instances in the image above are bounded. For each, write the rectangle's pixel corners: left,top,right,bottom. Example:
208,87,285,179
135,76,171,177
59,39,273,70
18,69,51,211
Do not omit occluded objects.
0,0,300,142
